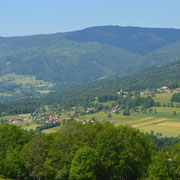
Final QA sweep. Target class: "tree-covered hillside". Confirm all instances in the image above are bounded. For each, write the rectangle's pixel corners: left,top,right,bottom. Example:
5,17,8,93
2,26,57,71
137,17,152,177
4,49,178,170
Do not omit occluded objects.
1,123,180,180
46,59,180,106
0,36,143,87
67,26,180,54
1,26,180,88
145,41,180,66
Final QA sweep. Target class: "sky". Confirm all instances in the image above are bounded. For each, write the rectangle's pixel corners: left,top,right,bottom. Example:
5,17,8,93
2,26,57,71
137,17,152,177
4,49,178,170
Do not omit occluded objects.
0,0,180,37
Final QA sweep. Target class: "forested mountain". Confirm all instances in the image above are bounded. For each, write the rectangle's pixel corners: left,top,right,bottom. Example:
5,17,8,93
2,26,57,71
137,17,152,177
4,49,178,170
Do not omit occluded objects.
1,26,180,88
144,41,180,66
45,59,180,106
0,38,143,86
67,26,180,55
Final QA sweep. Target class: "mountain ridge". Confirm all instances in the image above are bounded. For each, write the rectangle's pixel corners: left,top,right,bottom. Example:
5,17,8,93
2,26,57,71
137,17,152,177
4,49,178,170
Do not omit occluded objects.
0,25,180,89
46,59,180,106
67,25,180,54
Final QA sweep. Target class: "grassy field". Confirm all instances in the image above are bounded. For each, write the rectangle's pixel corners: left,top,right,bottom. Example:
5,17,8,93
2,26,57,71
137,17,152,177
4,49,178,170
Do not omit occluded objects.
74,93,180,137
38,90,52,94
5,92,180,137
21,103,180,137
0,73,54,98
39,108,180,137
0,73,53,87
0,176,13,180
75,109,180,137
14,119,39,131
8,111,180,137
42,126,62,134
153,92,178,104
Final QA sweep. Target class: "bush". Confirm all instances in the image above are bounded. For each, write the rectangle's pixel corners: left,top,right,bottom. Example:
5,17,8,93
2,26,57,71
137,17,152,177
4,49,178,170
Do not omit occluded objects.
123,108,130,116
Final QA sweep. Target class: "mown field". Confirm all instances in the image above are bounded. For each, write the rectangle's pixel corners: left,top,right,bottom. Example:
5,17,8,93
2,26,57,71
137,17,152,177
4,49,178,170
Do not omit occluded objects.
74,92,180,137
75,109,180,137
153,92,176,103
42,92,180,137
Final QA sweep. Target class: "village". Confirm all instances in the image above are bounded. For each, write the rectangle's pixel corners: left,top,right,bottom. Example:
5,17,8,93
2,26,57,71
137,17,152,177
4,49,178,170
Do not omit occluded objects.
0,85,179,131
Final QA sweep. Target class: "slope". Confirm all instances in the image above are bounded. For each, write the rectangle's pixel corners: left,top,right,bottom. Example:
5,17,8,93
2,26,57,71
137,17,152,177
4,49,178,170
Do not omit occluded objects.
47,59,180,106
145,41,180,66
0,36,143,87
0,26,180,89
67,25,180,55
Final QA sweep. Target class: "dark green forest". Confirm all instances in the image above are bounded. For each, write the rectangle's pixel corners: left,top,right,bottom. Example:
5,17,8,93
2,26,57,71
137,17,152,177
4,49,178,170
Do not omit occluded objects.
0,59,179,115
1,123,180,180
67,26,180,55
0,100,40,116
1,26,180,89
41,59,180,108
171,93,180,102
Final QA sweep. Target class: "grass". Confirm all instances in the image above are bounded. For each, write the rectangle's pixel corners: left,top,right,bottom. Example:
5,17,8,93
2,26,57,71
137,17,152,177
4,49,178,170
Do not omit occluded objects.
38,90,52,94
0,175,13,180
7,109,180,137
22,124,39,131
1,115,18,120
18,113,31,118
0,73,53,86
75,103,180,137
0,73,54,97
15,120,39,131
41,110,180,137
131,118,168,128
153,92,176,104
93,100,115,107
42,126,61,134
16,103,180,137
0,93,12,96
139,125,180,137
154,107,180,113
5,92,180,137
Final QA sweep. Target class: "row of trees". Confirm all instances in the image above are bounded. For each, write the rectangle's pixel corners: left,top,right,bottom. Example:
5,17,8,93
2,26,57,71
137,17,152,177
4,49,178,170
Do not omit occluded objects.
171,93,180,102
35,122,61,132
0,101,40,116
88,95,157,115
1,122,180,179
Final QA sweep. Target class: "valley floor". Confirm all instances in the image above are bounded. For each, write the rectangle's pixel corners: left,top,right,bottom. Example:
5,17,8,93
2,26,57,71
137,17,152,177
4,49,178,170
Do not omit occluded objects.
2,92,180,137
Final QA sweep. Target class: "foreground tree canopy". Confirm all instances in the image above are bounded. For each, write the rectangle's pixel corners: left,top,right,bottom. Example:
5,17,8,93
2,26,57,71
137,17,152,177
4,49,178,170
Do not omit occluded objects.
0,123,180,179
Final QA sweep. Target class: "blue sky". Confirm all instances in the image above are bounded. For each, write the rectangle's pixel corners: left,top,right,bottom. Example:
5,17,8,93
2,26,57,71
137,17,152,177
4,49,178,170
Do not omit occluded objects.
0,0,180,36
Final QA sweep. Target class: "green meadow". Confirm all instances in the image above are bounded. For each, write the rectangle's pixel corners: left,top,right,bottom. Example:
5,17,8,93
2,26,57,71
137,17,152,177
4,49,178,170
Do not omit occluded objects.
5,92,180,137
0,73,54,98
72,92,180,137
42,103,180,137
75,110,180,137
153,92,178,103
